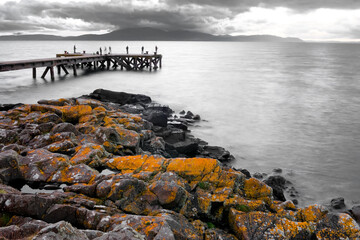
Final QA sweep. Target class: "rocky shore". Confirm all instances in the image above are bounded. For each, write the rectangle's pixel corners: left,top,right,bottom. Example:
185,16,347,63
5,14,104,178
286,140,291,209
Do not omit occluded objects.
0,89,359,239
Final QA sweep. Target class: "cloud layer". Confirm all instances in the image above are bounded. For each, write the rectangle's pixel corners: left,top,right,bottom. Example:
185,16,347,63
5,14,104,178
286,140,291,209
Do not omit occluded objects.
0,0,360,41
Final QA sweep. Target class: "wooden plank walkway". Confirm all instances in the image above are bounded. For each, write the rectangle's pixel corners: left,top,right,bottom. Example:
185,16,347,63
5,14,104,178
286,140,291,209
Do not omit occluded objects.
0,53,162,81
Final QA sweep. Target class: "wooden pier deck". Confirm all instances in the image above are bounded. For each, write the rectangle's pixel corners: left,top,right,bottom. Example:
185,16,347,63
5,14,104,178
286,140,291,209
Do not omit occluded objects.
0,53,162,81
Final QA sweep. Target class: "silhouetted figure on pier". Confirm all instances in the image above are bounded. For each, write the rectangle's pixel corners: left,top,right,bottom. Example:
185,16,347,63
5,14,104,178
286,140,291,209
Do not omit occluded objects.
109,46,112,54
74,45,76,53
155,46,158,54
141,46,144,54
126,46,129,54
100,47,102,55
104,47,107,54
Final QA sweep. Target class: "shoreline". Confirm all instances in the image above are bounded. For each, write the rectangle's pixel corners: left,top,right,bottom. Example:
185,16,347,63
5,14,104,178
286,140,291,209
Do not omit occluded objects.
0,88,359,239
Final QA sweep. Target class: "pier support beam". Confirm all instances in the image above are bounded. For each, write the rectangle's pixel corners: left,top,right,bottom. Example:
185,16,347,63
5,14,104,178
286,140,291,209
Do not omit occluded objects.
50,67,55,81
41,67,50,79
72,65,77,76
32,68,36,78
61,65,69,75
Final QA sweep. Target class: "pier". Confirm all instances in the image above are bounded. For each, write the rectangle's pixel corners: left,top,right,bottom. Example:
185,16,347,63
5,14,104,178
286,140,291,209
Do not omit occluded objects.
0,53,162,81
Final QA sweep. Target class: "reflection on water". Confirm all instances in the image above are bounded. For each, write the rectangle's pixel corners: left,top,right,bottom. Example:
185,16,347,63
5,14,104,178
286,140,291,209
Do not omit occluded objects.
1,41,360,206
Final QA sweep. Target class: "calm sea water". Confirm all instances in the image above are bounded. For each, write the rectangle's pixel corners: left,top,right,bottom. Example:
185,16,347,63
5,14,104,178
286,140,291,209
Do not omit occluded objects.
1,41,360,207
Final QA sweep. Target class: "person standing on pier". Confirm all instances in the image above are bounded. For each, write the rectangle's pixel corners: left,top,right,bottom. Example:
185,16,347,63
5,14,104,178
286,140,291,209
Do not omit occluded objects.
126,46,129,54
100,47,102,55
141,46,144,54
104,46,107,54
109,46,112,54
155,46,158,54
74,45,76,53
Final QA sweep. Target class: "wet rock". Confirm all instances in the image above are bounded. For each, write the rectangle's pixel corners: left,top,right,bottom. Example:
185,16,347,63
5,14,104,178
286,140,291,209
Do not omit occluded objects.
234,168,251,179
330,197,346,209
200,145,234,163
170,138,199,157
0,103,23,111
163,129,186,144
143,110,168,127
350,205,360,223
89,89,151,105
168,121,188,131
264,175,287,202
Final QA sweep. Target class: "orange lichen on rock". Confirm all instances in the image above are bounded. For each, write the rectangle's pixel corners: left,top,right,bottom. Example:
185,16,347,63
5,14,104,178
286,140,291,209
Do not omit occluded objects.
296,204,328,222
59,105,92,122
105,155,166,175
167,158,219,182
49,164,98,184
243,177,272,201
70,143,107,165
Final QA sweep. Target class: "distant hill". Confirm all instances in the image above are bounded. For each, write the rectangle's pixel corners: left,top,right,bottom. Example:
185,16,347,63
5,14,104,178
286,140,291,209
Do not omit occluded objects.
0,27,303,42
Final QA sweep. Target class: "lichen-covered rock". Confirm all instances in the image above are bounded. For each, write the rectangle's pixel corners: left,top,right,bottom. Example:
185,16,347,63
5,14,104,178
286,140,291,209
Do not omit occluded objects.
70,143,108,166
243,178,273,203
59,105,93,123
149,180,187,211
1,95,360,240
315,213,360,239
49,163,98,184
229,208,312,240
18,148,69,182
32,221,90,240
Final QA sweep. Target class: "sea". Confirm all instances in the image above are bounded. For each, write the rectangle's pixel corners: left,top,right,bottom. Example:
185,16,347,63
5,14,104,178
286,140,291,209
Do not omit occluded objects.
0,41,359,207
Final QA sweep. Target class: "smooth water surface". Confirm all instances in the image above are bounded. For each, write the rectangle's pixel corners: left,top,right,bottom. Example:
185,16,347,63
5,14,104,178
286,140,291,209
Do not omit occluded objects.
1,41,360,206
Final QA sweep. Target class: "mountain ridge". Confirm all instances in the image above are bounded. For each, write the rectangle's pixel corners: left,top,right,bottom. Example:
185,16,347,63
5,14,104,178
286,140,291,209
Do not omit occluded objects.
0,27,303,42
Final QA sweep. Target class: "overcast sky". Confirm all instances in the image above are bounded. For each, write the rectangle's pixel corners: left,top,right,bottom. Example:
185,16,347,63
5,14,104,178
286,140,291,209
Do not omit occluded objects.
1,0,360,41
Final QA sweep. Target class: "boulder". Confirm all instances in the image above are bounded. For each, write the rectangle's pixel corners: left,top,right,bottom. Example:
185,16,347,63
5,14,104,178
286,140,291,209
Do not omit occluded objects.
264,175,287,202
89,89,151,105
143,110,168,127
350,205,360,223
330,197,346,209
170,139,199,157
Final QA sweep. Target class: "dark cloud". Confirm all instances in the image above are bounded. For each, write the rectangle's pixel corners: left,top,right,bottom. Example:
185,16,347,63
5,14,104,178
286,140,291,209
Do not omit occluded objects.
0,0,359,39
